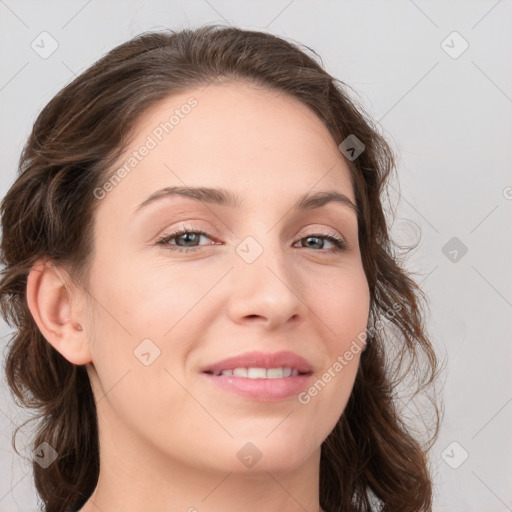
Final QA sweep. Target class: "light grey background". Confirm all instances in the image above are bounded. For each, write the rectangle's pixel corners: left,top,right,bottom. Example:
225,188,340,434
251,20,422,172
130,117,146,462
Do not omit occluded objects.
0,1,511,511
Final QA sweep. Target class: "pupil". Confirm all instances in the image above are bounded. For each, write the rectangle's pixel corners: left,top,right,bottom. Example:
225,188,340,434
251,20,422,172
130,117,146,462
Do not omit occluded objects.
305,236,322,249
178,233,198,246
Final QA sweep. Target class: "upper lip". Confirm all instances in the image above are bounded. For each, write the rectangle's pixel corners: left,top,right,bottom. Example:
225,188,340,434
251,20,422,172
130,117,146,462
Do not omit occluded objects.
200,350,314,374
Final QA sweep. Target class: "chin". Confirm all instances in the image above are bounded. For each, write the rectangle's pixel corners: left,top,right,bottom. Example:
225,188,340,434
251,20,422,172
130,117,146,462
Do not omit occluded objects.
204,436,319,475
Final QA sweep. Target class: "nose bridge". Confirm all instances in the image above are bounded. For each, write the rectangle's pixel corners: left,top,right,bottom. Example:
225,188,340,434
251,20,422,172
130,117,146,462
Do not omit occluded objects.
234,215,290,275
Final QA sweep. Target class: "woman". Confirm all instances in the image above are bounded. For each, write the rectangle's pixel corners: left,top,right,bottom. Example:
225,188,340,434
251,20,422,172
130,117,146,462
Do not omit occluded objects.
0,25,440,512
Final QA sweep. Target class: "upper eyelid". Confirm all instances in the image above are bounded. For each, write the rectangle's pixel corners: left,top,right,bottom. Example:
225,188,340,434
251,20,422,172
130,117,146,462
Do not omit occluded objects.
152,209,354,236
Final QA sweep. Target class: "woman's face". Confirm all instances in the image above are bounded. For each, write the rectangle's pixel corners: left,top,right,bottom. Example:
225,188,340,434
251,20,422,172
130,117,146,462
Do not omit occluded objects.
84,81,370,474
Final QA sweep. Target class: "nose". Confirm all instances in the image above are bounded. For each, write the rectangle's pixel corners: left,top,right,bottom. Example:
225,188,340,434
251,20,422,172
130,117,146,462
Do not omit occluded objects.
226,241,306,330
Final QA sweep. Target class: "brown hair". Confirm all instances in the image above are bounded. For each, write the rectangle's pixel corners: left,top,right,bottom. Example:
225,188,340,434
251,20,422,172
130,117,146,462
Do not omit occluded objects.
0,25,441,512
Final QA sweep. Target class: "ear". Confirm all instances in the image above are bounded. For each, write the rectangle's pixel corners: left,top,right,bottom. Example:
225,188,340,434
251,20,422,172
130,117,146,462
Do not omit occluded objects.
26,259,92,365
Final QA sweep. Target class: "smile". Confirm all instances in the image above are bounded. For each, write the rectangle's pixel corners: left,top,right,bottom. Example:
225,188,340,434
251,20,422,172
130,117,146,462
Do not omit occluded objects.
204,367,308,378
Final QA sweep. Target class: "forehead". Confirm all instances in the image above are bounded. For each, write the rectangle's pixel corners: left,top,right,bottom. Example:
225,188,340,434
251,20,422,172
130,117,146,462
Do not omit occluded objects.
97,81,355,216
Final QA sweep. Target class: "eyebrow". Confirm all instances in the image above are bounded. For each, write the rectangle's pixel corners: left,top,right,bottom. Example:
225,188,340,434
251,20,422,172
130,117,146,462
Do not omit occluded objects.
133,186,359,217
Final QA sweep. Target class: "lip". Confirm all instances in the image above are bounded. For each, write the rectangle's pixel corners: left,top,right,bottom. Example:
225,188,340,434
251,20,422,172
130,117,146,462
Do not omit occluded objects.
199,350,314,374
202,372,314,402
200,350,314,402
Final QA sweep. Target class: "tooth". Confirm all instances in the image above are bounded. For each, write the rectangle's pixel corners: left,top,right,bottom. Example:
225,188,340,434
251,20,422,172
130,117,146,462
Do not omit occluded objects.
217,367,300,378
233,367,248,377
266,368,284,379
247,367,267,379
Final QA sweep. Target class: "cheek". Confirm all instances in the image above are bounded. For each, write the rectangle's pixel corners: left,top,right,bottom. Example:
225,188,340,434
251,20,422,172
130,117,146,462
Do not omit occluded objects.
298,263,369,418
85,255,218,406
90,250,206,337
307,261,370,341
84,261,198,440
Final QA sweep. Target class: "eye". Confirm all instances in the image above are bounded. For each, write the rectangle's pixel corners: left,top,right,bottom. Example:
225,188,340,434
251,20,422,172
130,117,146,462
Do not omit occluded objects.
156,226,215,253
294,233,348,253
156,226,348,254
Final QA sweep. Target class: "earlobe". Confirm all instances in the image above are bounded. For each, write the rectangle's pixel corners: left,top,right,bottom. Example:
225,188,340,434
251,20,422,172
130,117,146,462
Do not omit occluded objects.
26,260,92,365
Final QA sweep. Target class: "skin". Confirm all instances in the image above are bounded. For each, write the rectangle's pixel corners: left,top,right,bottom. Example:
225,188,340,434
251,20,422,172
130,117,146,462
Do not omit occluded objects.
27,81,370,512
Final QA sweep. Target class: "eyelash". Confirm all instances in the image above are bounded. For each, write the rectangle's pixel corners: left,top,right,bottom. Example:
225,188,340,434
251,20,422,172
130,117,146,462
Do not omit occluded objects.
156,225,348,254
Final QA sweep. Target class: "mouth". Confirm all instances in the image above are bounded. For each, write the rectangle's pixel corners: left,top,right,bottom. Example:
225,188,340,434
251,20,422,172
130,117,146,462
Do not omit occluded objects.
200,350,314,401
203,367,312,378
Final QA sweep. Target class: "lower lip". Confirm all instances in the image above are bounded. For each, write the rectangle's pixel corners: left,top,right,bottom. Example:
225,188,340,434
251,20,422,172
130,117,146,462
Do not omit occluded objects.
201,372,313,402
